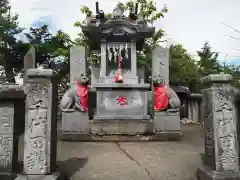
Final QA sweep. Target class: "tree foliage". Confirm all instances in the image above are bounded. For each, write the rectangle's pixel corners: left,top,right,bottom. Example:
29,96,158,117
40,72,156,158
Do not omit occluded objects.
0,0,24,82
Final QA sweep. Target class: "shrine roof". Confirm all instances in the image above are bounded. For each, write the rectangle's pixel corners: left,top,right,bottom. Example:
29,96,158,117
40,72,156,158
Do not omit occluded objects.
81,16,155,50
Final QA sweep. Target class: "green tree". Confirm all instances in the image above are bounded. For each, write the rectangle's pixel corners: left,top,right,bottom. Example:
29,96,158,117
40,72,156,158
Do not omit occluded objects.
170,44,199,91
24,25,72,85
74,0,168,75
0,0,23,82
197,41,221,76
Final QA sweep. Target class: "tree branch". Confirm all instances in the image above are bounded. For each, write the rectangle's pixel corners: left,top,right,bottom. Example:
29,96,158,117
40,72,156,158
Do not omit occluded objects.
222,23,240,34
225,35,240,41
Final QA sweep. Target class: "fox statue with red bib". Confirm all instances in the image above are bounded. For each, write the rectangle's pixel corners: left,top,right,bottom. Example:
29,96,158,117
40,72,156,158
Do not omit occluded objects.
153,74,180,111
60,72,89,112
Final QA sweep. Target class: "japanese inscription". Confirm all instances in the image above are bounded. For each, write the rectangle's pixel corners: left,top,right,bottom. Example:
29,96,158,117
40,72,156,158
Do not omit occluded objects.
0,103,14,170
214,87,239,172
116,96,128,107
26,83,49,109
24,82,51,175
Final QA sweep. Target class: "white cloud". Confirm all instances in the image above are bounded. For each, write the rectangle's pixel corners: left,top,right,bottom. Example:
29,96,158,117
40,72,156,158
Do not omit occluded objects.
10,0,240,61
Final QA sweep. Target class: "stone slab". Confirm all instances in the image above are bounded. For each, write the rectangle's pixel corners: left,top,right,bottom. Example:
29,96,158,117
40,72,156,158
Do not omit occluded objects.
24,47,35,85
96,90,148,118
201,73,232,85
154,111,181,131
61,111,89,133
15,172,64,180
196,165,240,180
152,47,169,84
90,119,153,135
59,132,182,141
94,114,150,120
70,46,87,82
0,103,17,173
0,172,16,180
94,83,150,89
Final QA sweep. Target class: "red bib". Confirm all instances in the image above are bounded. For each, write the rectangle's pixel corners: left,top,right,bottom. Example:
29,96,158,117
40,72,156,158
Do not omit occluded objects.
154,85,169,111
75,81,88,112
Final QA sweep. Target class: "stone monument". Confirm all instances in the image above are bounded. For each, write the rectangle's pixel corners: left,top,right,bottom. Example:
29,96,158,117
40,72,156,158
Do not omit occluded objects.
196,73,240,180
0,84,25,180
23,46,36,86
59,2,182,141
16,69,63,180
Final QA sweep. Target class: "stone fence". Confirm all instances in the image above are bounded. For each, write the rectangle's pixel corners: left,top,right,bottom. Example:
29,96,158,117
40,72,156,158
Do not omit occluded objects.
187,93,202,123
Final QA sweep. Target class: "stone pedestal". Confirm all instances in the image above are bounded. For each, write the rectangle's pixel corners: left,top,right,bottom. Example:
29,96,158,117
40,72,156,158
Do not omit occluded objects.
0,85,25,180
16,69,63,180
154,110,182,141
60,110,89,138
196,74,240,180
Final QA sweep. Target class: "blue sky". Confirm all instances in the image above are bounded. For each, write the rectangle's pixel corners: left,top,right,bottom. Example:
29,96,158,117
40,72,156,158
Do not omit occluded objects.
9,0,240,64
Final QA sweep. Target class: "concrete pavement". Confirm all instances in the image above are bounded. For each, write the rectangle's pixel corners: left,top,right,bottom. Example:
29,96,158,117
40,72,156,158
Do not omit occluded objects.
56,124,204,180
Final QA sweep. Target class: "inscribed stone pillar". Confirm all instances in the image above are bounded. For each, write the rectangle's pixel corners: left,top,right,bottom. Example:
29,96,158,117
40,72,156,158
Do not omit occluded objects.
196,74,240,180
17,69,61,180
130,42,137,76
70,46,87,82
23,47,35,85
100,42,107,77
152,47,169,85
0,85,24,179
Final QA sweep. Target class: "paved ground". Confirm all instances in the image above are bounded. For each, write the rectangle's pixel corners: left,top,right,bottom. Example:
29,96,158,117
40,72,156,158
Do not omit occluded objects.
18,124,204,180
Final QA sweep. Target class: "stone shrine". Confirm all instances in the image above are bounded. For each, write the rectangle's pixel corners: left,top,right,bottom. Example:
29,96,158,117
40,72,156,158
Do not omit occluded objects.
59,2,182,141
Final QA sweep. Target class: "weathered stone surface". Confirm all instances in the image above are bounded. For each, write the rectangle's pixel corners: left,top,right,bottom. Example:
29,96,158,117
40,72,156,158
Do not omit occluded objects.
61,111,89,133
15,171,63,180
152,47,169,84
0,85,24,180
23,47,36,85
24,69,57,175
90,119,153,135
0,103,15,172
187,93,202,123
94,84,149,120
197,74,240,180
200,73,232,84
154,111,180,131
69,46,87,82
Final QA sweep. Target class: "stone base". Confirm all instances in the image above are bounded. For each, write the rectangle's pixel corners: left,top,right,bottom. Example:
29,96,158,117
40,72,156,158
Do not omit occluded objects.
15,172,66,180
196,165,240,180
154,110,180,131
59,110,182,141
59,119,182,141
0,172,16,180
60,110,89,134
90,119,153,135
59,131,182,141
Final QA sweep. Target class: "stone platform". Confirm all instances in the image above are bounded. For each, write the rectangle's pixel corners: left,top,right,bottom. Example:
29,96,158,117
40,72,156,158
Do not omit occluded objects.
59,119,182,141
59,108,182,141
